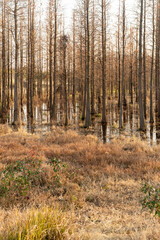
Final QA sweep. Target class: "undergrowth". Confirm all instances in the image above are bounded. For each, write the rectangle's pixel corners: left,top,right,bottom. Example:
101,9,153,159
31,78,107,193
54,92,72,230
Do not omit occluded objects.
0,128,160,239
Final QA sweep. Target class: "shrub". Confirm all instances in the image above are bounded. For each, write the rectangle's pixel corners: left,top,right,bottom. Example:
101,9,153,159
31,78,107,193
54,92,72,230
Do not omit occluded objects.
141,183,160,218
0,155,65,203
47,158,65,183
0,158,42,198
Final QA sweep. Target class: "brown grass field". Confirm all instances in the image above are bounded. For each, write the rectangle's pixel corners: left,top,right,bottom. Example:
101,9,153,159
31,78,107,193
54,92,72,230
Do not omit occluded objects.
0,124,160,239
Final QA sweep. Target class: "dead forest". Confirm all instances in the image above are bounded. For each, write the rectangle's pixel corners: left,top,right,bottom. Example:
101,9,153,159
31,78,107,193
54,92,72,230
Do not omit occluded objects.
0,0,160,139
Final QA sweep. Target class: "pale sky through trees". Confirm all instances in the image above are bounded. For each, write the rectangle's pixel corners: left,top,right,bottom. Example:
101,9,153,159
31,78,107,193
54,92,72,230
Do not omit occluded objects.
61,0,136,26
41,0,136,30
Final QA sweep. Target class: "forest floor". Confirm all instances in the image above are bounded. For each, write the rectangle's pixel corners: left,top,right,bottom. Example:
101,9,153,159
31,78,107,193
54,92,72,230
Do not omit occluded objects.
0,125,160,239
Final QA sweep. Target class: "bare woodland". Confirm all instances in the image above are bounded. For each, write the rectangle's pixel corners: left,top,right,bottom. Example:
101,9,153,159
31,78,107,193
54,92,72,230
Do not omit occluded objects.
0,1,160,239
0,0,160,136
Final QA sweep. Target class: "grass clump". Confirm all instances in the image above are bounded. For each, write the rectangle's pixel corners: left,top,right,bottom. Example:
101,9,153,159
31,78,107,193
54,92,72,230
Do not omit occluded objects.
0,206,71,240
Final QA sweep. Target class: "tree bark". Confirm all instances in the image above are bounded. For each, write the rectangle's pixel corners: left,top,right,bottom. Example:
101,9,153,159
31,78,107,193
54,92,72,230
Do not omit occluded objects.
102,0,107,124
85,0,91,127
138,0,145,131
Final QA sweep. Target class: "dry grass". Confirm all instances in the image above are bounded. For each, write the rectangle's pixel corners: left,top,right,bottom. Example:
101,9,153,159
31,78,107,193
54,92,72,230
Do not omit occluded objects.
0,125,160,239
0,206,72,240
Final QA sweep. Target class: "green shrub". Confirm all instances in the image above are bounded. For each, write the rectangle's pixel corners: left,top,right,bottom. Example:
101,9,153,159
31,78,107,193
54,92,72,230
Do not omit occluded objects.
47,158,66,183
0,155,65,203
0,158,42,198
141,183,160,218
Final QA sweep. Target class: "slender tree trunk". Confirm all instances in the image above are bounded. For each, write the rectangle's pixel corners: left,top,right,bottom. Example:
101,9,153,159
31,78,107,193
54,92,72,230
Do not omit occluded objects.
72,10,76,112
118,0,121,108
52,0,57,119
32,0,35,99
130,28,133,104
49,0,53,111
39,13,42,98
91,0,95,115
150,0,155,124
138,0,145,131
14,0,18,123
79,17,83,107
85,0,91,127
46,30,49,101
27,0,31,116
122,0,127,107
20,16,23,111
67,46,71,97
62,36,68,126
119,0,125,128
82,1,87,121
158,0,160,117
30,0,35,118
135,18,139,103
0,53,1,103
143,0,146,118
2,0,6,115
102,0,107,124
11,25,13,101
7,14,10,109
155,3,159,113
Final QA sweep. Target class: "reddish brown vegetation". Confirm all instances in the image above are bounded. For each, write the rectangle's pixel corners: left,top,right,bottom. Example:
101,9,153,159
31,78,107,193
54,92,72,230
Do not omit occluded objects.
0,126,160,239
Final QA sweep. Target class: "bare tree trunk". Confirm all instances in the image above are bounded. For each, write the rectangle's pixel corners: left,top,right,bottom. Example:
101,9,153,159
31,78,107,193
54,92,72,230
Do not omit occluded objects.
46,29,49,101
91,0,95,115
7,14,10,109
67,46,71,97
30,0,35,118
119,0,125,128
72,9,76,112
82,1,87,121
14,0,18,123
27,0,31,116
39,12,42,98
0,53,1,103
11,24,13,101
135,17,139,103
52,0,57,119
49,0,53,111
31,0,35,99
118,0,121,108
155,2,159,113
138,0,145,131
143,0,146,118
85,0,91,127
150,0,155,123
20,15,23,111
61,35,68,126
79,16,83,107
102,0,107,124
130,28,133,105
2,0,6,115
158,0,160,117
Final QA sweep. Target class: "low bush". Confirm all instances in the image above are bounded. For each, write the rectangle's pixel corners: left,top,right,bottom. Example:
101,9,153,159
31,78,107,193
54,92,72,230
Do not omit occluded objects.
0,155,65,204
0,158,42,198
141,183,160,218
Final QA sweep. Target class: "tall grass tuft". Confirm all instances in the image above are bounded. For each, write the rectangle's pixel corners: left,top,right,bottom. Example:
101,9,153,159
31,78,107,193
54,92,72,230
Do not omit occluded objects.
0,206,71,240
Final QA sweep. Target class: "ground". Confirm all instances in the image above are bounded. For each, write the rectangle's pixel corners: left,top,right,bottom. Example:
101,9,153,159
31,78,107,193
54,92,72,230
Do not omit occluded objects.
0,125,160,239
